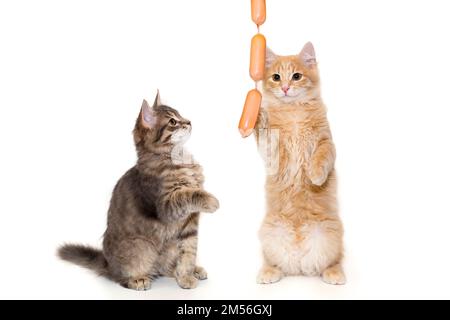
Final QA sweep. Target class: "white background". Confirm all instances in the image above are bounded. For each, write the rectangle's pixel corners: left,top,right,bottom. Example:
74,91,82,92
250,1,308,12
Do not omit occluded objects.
1,0,450,299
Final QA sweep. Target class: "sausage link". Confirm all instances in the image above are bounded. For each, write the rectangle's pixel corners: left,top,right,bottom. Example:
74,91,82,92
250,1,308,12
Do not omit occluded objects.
249,33,266,81
251,0,266,26
238,89,262,138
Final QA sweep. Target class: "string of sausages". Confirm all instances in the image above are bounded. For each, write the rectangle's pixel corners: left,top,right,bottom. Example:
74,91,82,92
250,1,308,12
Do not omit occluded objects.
238,0,266,138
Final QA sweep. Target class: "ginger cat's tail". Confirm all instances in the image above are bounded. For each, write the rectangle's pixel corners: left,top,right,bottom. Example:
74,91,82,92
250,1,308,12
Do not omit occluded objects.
57,244,109,278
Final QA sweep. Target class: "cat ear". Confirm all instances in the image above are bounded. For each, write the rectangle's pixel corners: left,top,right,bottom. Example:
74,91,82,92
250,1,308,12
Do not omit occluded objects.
300,42,317,67
141,99,156,128
152,89,161,108
266,47,277,66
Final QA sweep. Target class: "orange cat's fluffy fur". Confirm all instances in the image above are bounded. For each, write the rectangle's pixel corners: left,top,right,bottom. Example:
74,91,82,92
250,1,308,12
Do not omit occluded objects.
255,42,345,285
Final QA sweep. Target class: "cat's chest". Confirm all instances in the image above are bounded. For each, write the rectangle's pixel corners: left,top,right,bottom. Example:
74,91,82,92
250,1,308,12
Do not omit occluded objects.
259,124,318,188
260,123,318,161
262,106,319,160
283,125,317,159
168,165,204,188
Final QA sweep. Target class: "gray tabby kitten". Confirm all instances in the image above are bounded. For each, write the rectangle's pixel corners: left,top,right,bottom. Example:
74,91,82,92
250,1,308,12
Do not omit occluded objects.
58,92,219,290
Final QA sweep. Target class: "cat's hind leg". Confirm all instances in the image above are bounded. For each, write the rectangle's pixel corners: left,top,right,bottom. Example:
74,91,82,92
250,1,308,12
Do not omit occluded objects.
257,261,283,284
104,238,158,291
321,262,346,285
126,277,152,291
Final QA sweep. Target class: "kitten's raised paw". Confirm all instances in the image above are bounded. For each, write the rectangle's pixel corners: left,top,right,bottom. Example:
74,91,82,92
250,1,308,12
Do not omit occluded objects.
194,266,208,280
308,165,328,186
257,266,283,284
321,264,346,285
176,275,199,289
127,277,151,291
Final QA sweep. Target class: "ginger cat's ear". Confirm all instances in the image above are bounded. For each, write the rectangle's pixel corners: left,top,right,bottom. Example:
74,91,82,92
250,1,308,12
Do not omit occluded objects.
266,47,277,66
141,99,156,128
300,42,317,67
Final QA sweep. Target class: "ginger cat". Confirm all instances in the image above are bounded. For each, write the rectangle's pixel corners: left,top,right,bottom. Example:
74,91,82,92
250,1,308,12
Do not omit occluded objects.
255,42,345,285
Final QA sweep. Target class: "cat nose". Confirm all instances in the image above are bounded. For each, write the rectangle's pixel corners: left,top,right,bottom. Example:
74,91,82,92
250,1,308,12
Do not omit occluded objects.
183,121,191,129
282,85,290,94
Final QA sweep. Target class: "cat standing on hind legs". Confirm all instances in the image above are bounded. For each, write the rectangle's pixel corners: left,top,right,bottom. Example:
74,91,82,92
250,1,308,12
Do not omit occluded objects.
58,91,219,290
255,42,346,285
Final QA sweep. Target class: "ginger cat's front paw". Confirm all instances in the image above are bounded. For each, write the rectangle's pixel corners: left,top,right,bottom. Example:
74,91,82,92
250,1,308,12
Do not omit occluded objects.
195,191,219,213
176,274,199,289
257,266,283,284
308,164,328,186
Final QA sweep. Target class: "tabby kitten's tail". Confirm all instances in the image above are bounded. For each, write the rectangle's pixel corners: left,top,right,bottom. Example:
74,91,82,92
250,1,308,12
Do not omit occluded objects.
58,244,109,278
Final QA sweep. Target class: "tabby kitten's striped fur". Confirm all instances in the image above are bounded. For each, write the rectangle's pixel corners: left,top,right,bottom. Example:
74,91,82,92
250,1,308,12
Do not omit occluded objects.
58,92,219,290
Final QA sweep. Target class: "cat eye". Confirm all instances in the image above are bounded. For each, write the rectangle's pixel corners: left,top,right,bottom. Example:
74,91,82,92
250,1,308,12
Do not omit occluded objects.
292,73,303,81
272,74,281,81
169,118,177,126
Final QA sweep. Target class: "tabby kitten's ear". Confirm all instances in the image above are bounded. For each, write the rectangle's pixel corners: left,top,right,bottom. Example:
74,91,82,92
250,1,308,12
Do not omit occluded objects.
153,89,161,108
141,90,162,128
141,99,156,129
266,47,277,66
300,42,317,68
